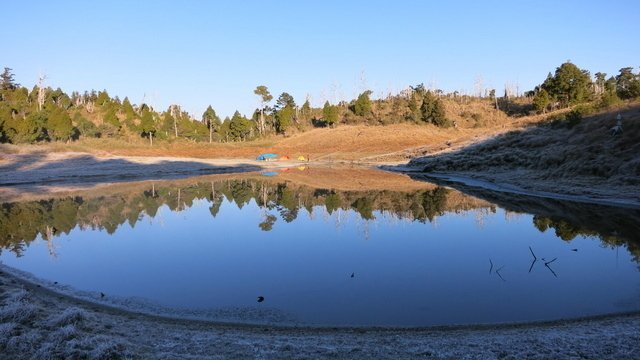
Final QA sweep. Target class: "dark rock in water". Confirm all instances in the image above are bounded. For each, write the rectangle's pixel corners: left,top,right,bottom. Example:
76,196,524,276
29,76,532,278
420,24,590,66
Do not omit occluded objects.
257,296,265,303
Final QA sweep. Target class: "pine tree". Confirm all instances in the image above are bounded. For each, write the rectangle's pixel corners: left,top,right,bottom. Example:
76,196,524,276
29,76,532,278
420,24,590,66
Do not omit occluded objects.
541,62,593,107
229,111,253,141
533,89,550,114
202,105,221,143
47,106,74,141
420,91,449,127
0,67,18,91
275,106,294,134
353,90,372,116
140,108,156,145
275,92,296,110
322,101,339,126
616,67,640,99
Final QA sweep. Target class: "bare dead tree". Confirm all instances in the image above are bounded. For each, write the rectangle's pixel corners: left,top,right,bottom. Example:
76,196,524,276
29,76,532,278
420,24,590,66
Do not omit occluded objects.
170,104,180,138
37,74,47,111
474,75,484,98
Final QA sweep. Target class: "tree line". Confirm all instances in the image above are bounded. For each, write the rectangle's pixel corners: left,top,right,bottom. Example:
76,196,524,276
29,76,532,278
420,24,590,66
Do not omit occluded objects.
2,177,637,261
1,62,639,145
0,179,462,255
530,62,640,119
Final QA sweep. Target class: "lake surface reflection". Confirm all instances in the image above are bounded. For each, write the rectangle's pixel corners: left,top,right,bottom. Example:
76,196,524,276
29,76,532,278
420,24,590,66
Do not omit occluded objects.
1,168,639,326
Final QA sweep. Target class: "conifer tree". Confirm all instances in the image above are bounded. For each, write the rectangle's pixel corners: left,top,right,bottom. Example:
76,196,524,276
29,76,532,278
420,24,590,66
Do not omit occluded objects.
202,105,221,143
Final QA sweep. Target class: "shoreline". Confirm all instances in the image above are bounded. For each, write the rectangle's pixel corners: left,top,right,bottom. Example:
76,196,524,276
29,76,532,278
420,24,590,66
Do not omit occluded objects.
4,264,639,332
2,264,639,358
2,152,640,357
1,148,637,210
383,165,640,209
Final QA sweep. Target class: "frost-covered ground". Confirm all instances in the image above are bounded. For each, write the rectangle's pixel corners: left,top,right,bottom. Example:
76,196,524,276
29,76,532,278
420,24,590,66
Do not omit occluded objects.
1,266,639,359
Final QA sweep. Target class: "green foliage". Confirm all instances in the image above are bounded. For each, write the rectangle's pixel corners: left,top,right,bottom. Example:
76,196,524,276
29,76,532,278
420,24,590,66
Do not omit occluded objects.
259,214,277,231
159,111,175,137
5,111,47,143
3,180,635,261
254,85,273,103
0,67,18,91
228,111,253,141
324,193,342,214
139,107,156,142
103,107,120,128
47,88,72,109
0,103,10,141
202,105,221,132
46,106,74,141
615,67,640,99
275,92,296,110
300,99,311,119
422,187,448,222
353,90,372,116
277,185,298,222
420,91,450,127
180,117,209,141
541,62,593,107
218,117,231,141
533,215,602,242
276,106,294,134
532,89,550,113
351,197,374,220
73,112,100,138
121,97,136,119
322,101,339,126
95,90,111,106
566,104,594,128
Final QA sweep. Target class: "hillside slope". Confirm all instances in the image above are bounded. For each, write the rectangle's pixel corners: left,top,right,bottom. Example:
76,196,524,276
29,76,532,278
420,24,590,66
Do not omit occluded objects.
0,123,514,163
406,104,640,205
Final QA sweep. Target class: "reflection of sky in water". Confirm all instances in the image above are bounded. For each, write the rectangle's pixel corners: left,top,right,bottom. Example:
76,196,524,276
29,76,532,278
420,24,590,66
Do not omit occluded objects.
2,195,640,327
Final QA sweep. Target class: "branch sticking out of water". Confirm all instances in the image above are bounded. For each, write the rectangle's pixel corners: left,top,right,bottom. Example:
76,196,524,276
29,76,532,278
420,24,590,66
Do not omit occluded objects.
544,258,558,278
489,259,493,274
495,265,506,282
528,246,538,273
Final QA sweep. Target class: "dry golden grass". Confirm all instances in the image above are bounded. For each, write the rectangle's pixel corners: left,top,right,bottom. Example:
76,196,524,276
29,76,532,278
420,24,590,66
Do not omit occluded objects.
3,94,551,163
412,102,640,189
4,122,524,163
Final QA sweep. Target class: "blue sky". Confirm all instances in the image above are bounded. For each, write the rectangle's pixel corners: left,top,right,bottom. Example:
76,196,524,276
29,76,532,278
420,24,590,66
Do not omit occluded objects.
3,1,639,119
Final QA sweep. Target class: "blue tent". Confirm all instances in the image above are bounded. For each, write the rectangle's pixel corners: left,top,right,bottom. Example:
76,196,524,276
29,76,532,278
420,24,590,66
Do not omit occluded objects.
256,153,278,161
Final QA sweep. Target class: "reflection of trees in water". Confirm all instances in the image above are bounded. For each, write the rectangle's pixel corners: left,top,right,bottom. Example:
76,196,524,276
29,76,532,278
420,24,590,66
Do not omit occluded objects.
533,214,640,262
533,216,590,241
0,179,460,255
408,174,640,263
1,177,637,262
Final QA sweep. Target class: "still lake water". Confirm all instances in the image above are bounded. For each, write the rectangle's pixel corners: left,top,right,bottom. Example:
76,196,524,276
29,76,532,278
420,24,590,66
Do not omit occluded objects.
1,169,639,327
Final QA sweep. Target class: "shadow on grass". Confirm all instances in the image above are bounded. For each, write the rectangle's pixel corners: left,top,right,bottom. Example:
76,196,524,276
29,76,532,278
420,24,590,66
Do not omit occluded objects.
401,104,640,182
0,152,264,187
